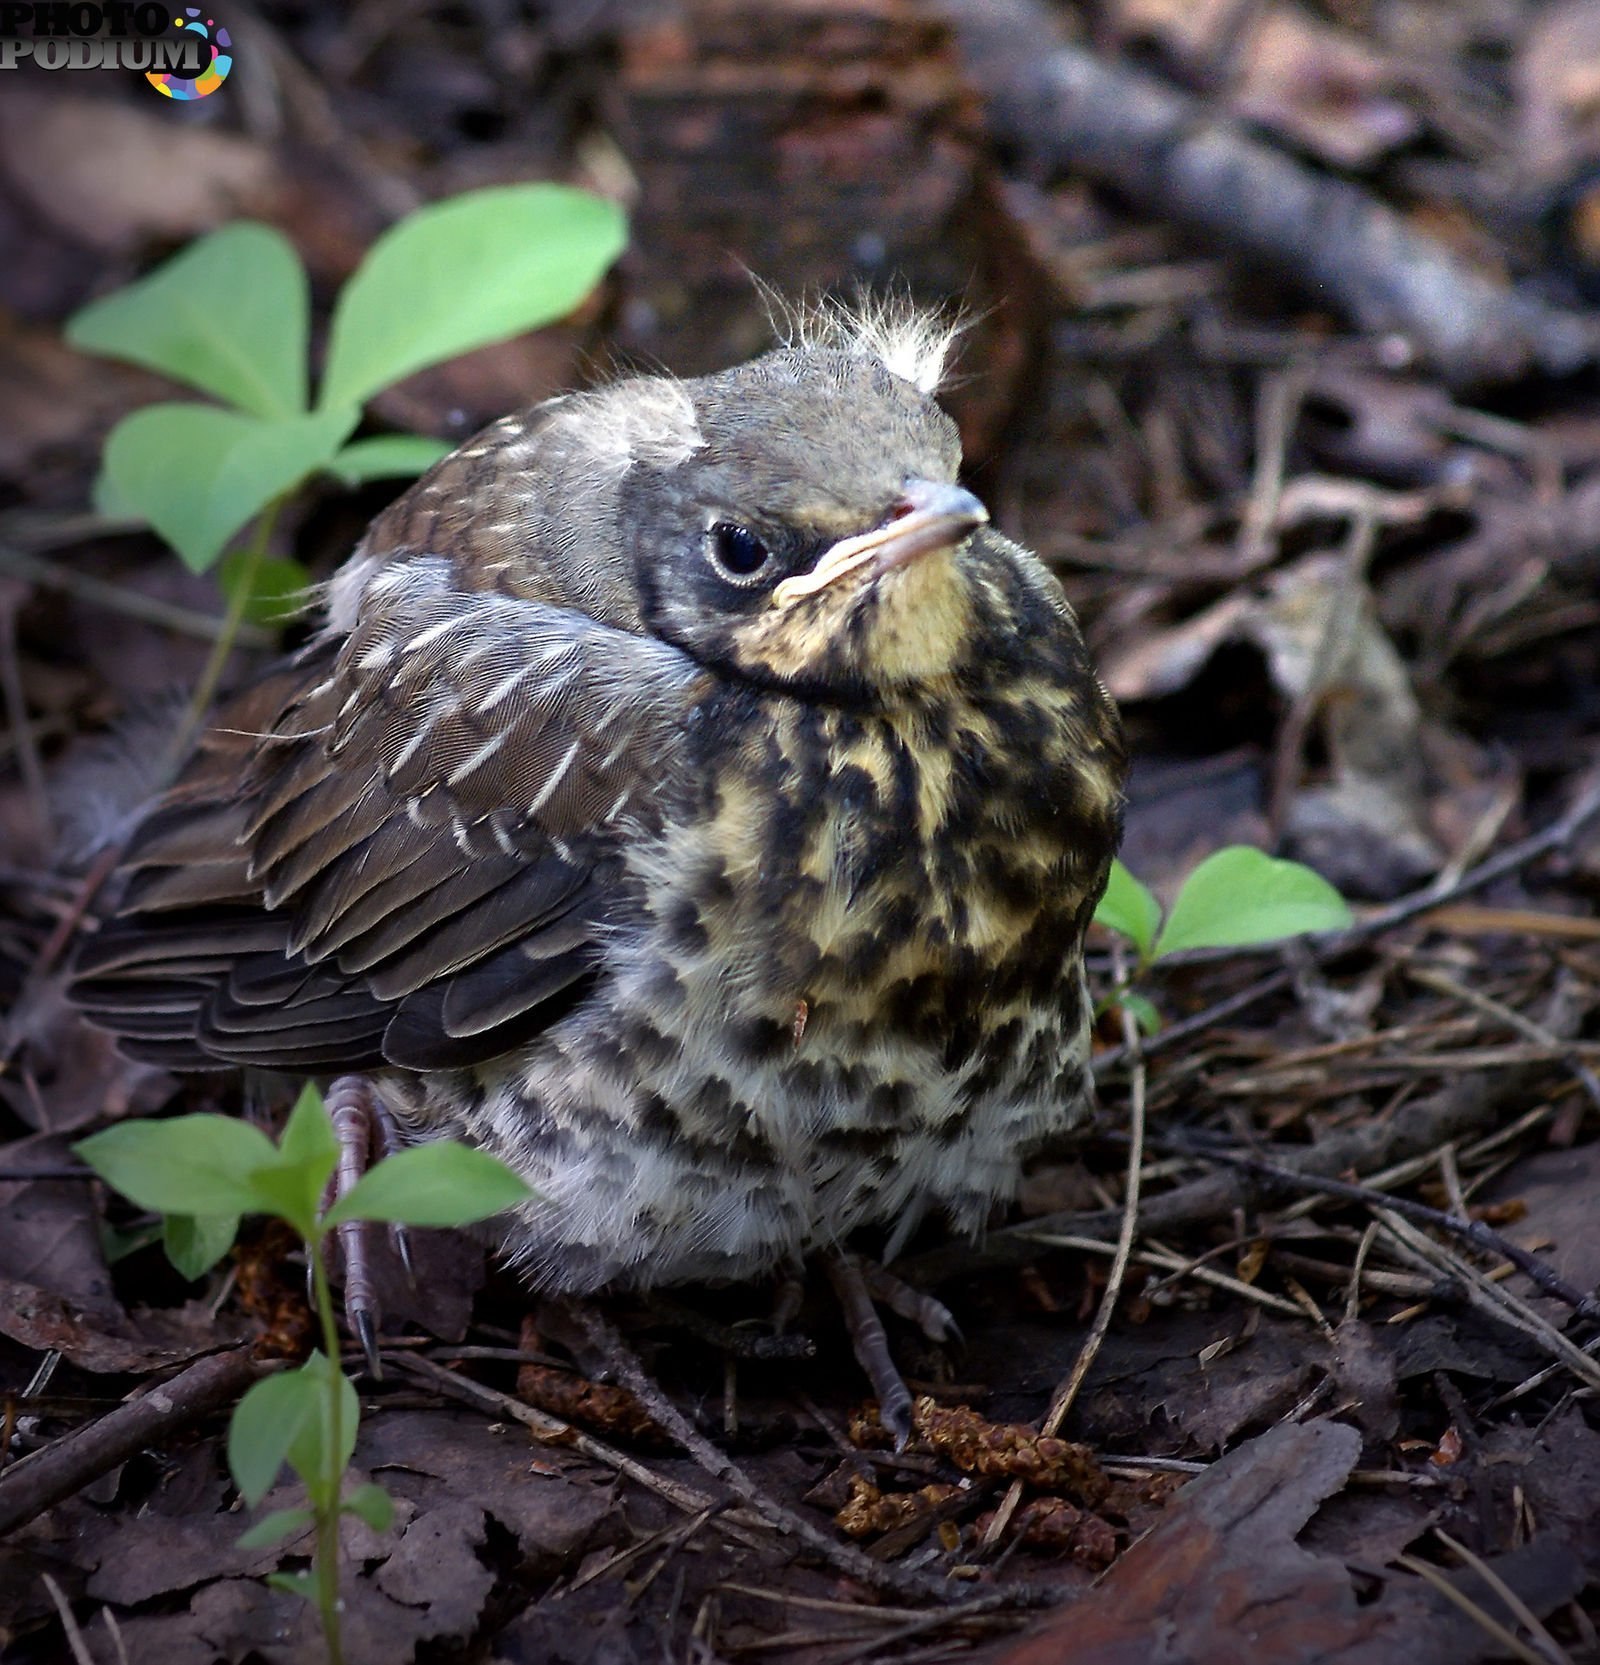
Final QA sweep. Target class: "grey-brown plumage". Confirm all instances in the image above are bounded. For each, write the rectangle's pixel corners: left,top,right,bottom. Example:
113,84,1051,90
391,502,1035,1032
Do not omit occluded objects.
73,306,1125,1310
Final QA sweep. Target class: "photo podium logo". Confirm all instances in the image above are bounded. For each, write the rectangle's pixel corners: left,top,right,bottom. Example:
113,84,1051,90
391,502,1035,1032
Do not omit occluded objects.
0,4,232,97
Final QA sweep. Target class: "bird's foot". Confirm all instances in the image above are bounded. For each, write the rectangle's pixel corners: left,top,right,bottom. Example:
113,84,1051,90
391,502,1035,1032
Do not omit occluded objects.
321,1073,414,1378
825,1253,954,1450
858,1261,960,1346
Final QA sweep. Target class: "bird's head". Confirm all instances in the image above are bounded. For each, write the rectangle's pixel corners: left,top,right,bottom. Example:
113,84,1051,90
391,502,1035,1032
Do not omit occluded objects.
613,315,984,699
346,303,1051,704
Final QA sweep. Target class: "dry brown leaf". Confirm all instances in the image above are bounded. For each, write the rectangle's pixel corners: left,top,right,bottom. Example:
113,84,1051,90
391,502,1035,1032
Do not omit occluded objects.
1108,0,1250,72
1233,10,1419,170
1102,552,1449,895
1517,0,1600,185
0,1274,216,1373
984,1419,1583,1665
0,90,278,253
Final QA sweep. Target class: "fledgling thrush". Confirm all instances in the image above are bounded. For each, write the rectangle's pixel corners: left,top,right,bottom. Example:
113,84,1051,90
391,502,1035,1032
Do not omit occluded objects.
72,306,1127,1436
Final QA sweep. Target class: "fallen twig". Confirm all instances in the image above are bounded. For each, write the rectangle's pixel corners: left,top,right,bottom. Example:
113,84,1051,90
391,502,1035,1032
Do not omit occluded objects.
1139,774,1600,979
387,1350,764,1543
0,537,273,647
1023,1232,1305,1317
982,955,1148,1552
1093,968,1292,1075
1066,1113,1141,1364
1330,776,1600,949
906,976,1591,1284
1394,1551,1566,1665
40,1574,98,1665
1373,1210,1600,1393
1150,1141,1600,1325
1433,1529,1573,1665
940,0,1599,385
0,1347,269,1539
1406,963,1600,1115
566,1304,1057,1609
1090,779,1600,1078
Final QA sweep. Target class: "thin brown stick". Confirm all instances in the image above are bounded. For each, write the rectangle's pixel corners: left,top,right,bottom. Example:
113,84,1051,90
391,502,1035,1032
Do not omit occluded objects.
0,539,273,646
1150,1141,1600,1324
41,1575,96,1665
565,1304,1055,1609
98,1608,130,1665
1373,1212,1600,1392
1433,1530,1572,1665
1267,505,1378,838
1488,1332,1600,1409
940,0,1598,385
1345,1221,1380,1324
386,1351,755,1535
1155,774,1600,971
1093,968,1291,1074
1041,994,1147,1440
1395,1554,1553,1665
566,1504,723,1594
1235,362,1312,575
816,1599,1025,1665
1022,1232,1304,1317
1406,964,1600,1114
1345,777,1600,940
0,592,49,841
1423,905,1600,942
0,1348,268,1538
23,843,123,989
907,974,1590,1285
983,959,1148,1553
716,1584,940,1622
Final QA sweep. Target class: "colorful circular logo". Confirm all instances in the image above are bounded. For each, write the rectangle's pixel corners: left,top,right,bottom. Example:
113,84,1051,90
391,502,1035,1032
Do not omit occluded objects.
146,8,231,99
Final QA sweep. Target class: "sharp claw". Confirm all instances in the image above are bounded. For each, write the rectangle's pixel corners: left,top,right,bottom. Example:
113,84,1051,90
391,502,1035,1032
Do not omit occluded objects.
352,1307,382,1380
391,1223,415,1286
880,1386,915,1452
914,1303,959,1345
859,1262,957,1344
826,1254,923,1453
323,1075,401,1373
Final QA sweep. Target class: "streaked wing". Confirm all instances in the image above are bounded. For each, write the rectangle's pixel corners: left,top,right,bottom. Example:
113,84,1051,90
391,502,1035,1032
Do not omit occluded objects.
73,557,708,1071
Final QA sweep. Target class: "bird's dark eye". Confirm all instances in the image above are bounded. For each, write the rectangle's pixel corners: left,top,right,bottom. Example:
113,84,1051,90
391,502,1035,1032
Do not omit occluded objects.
708,521,771,580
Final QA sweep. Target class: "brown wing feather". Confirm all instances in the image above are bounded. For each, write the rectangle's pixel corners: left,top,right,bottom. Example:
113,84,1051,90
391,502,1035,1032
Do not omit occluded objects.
72,557,708,1072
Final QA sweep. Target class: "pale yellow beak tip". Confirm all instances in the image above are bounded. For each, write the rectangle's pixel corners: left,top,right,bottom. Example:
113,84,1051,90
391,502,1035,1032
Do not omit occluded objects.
771,480,988,607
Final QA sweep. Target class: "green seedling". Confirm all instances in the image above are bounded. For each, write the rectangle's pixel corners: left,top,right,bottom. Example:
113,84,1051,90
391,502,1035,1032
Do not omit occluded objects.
1093,846,1353,1032
65,183,626,599
75,1086,532,1665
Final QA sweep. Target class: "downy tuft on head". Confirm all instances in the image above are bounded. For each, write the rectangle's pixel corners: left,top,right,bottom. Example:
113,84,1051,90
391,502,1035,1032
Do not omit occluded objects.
762,287,964,396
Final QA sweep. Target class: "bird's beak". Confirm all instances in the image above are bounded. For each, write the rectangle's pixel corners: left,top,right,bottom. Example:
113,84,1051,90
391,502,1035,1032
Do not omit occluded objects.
771,479,989,606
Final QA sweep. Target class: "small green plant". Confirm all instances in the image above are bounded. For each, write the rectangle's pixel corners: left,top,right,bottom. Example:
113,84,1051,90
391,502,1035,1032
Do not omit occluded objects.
64,183,626,601
74,1087,531,1665
1093,846,1353,1032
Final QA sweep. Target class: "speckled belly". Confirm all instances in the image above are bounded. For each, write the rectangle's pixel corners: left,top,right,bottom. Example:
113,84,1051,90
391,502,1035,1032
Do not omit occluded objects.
416,685,1110,1292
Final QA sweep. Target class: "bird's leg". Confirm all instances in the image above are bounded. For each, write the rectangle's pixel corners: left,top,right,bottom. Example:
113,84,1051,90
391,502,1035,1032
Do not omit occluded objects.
320,1074,412,1378
825,1252,916,1449
531,1296,618,1380
768,1269,806,1335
